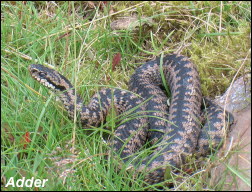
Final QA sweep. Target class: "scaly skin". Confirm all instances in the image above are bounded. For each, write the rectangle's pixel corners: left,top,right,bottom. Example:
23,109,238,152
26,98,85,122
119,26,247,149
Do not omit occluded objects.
29,54,233,184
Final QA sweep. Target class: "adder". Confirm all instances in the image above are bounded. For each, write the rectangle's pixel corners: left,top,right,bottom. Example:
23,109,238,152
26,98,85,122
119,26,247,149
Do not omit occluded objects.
29,54,233,184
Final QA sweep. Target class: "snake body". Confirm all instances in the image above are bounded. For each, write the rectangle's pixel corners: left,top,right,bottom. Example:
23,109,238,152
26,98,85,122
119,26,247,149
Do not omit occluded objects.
29,54,233,184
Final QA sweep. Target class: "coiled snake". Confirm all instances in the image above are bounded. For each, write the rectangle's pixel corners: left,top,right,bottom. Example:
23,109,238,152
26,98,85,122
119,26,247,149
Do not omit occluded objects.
29,54,233,184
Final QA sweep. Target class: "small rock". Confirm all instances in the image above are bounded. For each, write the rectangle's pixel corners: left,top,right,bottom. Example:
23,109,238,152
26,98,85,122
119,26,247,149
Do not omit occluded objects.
110,16,154,30
211,74,251,191
215,74,251,113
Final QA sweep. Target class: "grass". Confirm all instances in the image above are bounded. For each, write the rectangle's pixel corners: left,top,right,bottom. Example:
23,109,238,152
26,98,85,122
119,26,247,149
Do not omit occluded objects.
1,1,251,191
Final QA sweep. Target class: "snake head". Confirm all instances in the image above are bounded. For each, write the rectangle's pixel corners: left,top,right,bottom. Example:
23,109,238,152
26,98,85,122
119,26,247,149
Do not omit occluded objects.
28,64,73,91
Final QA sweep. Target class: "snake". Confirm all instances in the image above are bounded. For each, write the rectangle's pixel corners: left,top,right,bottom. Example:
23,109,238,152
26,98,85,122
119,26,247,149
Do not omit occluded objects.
28,54,233,184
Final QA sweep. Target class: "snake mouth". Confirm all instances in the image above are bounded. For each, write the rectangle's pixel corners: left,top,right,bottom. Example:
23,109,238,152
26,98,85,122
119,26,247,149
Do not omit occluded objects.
32,75,57,90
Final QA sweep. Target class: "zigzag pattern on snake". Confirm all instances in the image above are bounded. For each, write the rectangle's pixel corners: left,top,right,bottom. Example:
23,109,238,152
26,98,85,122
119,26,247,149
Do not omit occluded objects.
28,54,233,184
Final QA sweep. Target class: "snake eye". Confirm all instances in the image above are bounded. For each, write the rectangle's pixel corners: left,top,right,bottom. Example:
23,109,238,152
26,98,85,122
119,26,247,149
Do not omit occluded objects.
39,72,46,78
30,69,38,74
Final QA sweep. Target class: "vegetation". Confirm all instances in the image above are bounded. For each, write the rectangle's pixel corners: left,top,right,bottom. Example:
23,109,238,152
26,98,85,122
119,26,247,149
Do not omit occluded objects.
1,1,250,191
